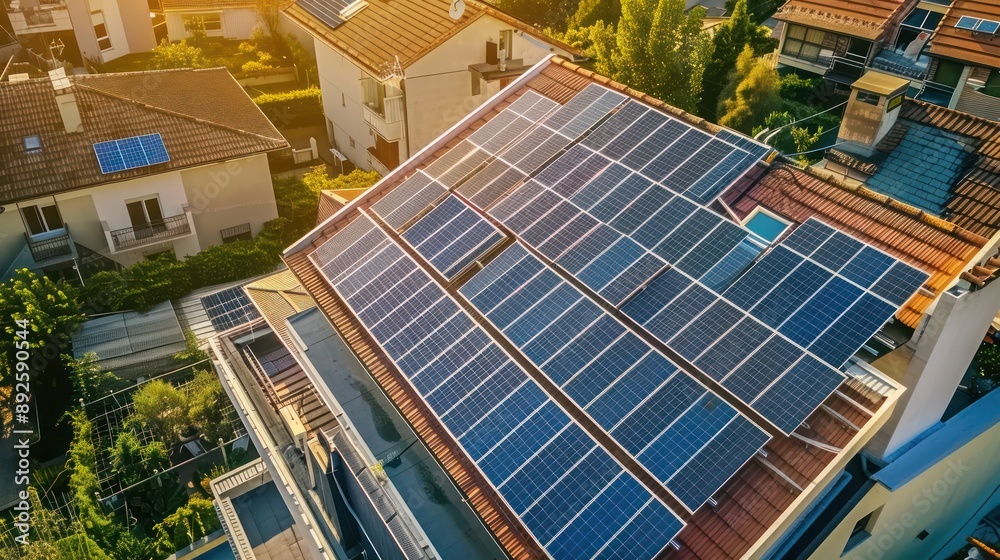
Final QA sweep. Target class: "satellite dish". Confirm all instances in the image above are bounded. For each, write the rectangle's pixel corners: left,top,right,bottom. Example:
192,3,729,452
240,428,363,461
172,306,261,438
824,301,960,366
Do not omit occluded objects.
449,0,465,20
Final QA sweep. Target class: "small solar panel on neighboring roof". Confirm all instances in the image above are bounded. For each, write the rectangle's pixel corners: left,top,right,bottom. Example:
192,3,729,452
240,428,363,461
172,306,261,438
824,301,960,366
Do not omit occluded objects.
297,0,349,28
93,134,170,174
956,15,981,30
975,19,1000,34
201,286,261,332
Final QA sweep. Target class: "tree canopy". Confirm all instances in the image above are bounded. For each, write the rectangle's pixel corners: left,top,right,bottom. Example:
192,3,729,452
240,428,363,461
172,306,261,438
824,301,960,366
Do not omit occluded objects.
717,46,782,134
700,0,777,119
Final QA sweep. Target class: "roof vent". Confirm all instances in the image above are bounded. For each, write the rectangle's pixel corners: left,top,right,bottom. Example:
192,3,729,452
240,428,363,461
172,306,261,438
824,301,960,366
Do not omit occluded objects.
340,0,368,19
8,73,30,83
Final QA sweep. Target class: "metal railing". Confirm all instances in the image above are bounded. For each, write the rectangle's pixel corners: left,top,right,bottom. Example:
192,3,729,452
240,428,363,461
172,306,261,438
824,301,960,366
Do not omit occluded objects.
23,9,56,26
110,212,191,251
25,226,73,263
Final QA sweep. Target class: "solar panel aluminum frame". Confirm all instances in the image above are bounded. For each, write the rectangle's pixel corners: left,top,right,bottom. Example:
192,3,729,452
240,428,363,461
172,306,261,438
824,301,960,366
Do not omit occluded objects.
309,217,686,556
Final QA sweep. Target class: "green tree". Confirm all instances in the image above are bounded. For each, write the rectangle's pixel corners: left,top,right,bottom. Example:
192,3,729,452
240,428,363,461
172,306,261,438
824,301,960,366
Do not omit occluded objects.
186,370,234,443
568,0,621,28
153,495,221,556
303,165,380,192
0,269,84,387
700,0,776,119
717,46,782,134
110,431,170,487
65,409,116,549
174,329,209,365
494,0,578,30
65,352,119,403
606,0,714,113
790,125,825,164
149,39,205,70
129,380,189,443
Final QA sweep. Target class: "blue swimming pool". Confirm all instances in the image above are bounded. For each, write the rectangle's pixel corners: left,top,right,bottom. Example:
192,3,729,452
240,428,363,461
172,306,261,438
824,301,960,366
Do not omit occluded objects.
191,543,236,560
745,211,789,243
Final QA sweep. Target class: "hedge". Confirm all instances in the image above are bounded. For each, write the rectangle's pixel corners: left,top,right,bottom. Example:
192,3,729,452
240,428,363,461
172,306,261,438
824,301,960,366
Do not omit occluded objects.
253,87,323,129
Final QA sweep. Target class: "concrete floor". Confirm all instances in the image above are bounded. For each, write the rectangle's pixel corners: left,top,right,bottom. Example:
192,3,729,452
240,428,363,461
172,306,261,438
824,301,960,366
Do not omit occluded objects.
232,482,308,560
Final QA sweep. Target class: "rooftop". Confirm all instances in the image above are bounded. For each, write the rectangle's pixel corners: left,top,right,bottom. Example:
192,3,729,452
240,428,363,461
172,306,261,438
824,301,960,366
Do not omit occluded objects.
774,0,914,40
282,0,582,77
927,0,1000,70
283,56,914,559
0,68,287,204
160,0,257,10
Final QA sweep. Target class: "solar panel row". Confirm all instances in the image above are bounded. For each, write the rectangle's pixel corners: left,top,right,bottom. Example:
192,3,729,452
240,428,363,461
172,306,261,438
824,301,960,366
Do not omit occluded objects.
400,195,504,279
201,286,261,332
460,243,770,512
94,133,170,174
311,216,683,559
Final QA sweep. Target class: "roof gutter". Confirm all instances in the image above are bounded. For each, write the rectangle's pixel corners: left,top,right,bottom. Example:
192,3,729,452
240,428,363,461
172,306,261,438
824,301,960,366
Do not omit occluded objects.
282,54,559,256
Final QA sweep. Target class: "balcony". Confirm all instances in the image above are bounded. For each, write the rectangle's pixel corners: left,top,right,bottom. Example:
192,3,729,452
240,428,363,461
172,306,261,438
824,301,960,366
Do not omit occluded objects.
106,211,194,253
361,95,404,141
8,1,72,34
25,226,77,268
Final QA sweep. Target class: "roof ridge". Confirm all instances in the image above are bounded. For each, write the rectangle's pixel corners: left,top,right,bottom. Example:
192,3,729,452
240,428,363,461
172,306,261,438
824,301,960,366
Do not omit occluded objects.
73,79,286,147
780,162,990,246
905,96,1000,135
547,56,722,134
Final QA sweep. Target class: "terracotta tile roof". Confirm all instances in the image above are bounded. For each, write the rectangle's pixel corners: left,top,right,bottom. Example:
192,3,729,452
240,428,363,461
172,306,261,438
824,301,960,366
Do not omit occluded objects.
160,0,256,10
928,0,1000,70
282,0,582,77
723,164,988,328
896,99,1000,238
0,68,287,204
774,0,915,40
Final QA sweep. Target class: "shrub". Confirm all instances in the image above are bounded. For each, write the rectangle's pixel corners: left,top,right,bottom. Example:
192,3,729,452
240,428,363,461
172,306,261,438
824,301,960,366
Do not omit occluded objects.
149,39,205,70
109,431,170,487
129,380,189,443
253,86,323,129
153,495,220,556
186,370,234,443
120,255,192,310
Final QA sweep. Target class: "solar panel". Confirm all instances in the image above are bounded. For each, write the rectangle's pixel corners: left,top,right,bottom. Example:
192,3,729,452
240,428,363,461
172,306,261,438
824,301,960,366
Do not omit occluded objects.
296,0,348,29
401,195,504,279
976,19,1000,34
201,286,261,332
94,134,170,174
464,245,770,511
313,217,684,558
955,15,980,30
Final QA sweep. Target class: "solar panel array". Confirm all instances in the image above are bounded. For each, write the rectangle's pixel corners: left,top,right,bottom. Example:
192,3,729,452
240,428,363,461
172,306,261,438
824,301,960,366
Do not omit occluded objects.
461,243,770,512
311,215,683,559
305,82,930,557
296,0,350,29
201,286,261,332
93,133,170,174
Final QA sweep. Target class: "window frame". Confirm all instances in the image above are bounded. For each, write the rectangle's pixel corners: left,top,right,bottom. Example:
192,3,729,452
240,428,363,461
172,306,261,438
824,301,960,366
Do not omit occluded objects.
21,204,64,236
92,11,112,51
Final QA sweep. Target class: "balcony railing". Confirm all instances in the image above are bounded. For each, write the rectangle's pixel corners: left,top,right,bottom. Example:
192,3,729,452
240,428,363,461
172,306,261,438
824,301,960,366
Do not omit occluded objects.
361,95,404,141
109,212,192,252
25,226,74,265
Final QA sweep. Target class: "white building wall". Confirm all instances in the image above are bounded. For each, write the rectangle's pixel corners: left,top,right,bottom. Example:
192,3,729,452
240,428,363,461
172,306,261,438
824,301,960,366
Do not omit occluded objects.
811,393,1000,560
404,16,571,153
314,38,374,170
165,8,257,41
867,280,1000,461
87,0,129,62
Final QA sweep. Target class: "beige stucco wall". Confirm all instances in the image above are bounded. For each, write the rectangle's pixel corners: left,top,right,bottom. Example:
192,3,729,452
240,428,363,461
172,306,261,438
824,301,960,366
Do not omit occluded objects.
811,408,1000,560
55,192,105,254
405,16,573,153
314,39,375,170
0,210,27,272
180,154,278,252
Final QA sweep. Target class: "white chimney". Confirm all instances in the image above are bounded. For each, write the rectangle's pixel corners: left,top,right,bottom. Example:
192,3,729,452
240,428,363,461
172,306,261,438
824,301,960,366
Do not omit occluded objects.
48,68,83,134
836,70,910,158
8,73,30,83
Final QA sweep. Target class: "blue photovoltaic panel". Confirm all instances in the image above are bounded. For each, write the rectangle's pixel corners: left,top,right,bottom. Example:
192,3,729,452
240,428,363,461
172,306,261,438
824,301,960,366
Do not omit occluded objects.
465,245,770,511
402,195,504,279
94,134,170,174
201,286,261,332
752,355,845,434
313,217,683,559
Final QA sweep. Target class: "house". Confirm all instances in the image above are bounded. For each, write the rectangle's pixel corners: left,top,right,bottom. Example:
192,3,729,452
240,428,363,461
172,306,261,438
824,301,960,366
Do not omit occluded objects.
256,53,995,560
0,67,288,280
773,0,920,83
281,0,582,176
4,0,156,66
919,0,1000,117
161,0,261,42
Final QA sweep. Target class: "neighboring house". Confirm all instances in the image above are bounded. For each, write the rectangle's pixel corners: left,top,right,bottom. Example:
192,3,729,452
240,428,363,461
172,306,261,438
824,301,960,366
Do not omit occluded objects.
0,67,288,280
920,0,1000,116
773,0,1000,118
282,0,582,176
4,0,156,66
161,0,261,42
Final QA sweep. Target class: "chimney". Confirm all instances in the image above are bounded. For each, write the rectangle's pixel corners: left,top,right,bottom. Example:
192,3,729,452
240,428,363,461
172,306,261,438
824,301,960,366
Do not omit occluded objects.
836,70,910,158
48,68,83,134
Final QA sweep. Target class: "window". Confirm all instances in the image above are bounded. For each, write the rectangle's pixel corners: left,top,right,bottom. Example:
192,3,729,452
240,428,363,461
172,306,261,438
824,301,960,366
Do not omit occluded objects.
23,136,42,153
856,91,881,106
349,136,356,149
844,507,882,554
932,59,965,87
498,29,514,61
783,24,828,61
92,11,111,51
126,197,164,239
183,13,222,36
221,223,252,243
21,204,63,236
